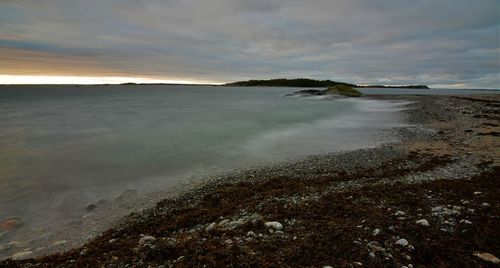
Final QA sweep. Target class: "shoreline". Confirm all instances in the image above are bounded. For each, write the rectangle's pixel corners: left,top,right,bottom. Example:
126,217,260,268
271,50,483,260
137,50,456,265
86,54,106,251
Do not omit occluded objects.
2,94,499,267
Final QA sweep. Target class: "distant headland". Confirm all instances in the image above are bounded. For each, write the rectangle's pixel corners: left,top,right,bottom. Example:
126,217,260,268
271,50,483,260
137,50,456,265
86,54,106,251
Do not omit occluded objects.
224,78,355,88
224,78,429,89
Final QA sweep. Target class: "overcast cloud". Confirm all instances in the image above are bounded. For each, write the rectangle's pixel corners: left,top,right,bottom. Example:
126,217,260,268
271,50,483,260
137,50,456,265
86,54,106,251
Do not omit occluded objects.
0,0,499,87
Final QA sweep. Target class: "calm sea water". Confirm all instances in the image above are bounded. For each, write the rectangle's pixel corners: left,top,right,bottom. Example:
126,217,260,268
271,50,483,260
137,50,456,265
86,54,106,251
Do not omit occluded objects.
0,85,413,253
357,87,500,95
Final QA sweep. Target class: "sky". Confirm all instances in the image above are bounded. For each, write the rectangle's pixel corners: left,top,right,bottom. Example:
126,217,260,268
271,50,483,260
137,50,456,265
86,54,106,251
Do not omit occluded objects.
0,0,499,88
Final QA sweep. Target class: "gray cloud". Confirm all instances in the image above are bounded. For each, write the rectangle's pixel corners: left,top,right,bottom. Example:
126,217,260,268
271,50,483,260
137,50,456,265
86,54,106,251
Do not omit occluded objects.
0,0,498,88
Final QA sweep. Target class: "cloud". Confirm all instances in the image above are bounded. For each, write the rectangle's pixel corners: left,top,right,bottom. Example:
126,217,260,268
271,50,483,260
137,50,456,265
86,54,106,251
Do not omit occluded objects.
0,0,499,88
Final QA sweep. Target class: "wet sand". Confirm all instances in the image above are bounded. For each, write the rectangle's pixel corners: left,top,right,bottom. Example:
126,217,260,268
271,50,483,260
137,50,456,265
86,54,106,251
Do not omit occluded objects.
1,94,499,267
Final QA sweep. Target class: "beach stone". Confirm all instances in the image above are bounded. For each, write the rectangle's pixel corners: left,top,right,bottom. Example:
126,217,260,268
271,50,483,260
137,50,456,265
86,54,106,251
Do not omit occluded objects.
11,250,32,260
264,221,283,231
86,203,97,211
395,238,409,247
481,202,490,207
474,252,500,264
205,222,216,231
416,219,430,226
394,211,406,216
138,235,156,247
52,240,67,246
218,219,230,228
1,217,23,231
372,228,381,236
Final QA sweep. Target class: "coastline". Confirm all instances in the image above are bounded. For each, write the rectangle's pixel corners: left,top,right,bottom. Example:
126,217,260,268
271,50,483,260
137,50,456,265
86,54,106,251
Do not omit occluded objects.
2,94,499,267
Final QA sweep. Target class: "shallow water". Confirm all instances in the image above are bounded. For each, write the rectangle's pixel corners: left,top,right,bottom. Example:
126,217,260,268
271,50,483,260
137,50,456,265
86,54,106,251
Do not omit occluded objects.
0,85,411,255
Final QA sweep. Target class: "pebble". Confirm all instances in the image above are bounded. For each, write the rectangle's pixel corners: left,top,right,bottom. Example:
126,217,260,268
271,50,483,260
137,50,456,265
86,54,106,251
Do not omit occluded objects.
52,240,67,246
109,238,117,243
460,219,472,225
11,250,32,260
1,217,23,231
138,235,156,247
473,252,500,264
372,228,381,236
481,202,490,207
264,221,283,231
415,219,430,226
247,231,256,237
395,238,409,247
86,203,97,211
205,222,216,231
394,211,406,216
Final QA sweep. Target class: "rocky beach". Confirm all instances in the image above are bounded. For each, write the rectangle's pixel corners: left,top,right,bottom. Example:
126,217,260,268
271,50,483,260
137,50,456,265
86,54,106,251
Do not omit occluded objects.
1,94,499,267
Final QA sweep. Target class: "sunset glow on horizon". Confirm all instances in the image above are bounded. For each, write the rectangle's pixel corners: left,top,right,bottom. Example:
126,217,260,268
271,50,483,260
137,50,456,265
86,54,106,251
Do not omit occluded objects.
0,75,223,85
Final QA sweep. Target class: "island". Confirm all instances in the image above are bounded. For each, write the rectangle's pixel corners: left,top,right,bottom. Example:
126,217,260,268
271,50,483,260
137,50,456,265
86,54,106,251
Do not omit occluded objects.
224,78,355,88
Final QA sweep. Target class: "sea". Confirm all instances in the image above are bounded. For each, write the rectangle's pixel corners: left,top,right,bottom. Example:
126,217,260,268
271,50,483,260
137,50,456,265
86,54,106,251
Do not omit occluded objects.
0,85,497,258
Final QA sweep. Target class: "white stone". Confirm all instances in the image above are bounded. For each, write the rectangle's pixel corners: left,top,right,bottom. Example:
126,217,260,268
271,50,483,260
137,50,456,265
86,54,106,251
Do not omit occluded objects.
482,202,490,207
138,235,156,247
415,219,430,226
264,221,283,231
460,219,472,224
473,191,482,195
394,211,406,216
205,222,216,231
395,238,409,247
11,251,32,260
372,228,381,236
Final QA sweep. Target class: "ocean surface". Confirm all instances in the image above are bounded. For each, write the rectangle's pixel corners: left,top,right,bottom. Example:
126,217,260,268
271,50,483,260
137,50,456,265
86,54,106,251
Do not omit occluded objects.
357,87,500,95
0,85,446,257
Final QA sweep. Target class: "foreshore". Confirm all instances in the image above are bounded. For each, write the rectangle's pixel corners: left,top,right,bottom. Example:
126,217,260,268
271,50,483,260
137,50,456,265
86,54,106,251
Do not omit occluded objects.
2,94,499,267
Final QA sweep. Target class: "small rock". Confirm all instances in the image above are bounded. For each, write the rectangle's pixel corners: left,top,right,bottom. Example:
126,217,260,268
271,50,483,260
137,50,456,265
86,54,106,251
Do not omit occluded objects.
11,251,32,260
372,228,381,236
388,225,396,231
473,252,500,264
205,222,216,231
473,191,482,195
1,217,23,231
323,266,333,268
481,202,490,207
369,252,376,258
166,237,176,246
52,240,67,246
353,262,363,266
109,239,117,243
224,239,232,245
394,211,406,216
85,203,97,211
415,219,430,226
138,235,156,247
395,238,409,247
218,219,230,228
460,219,472,225
264,221,283,231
